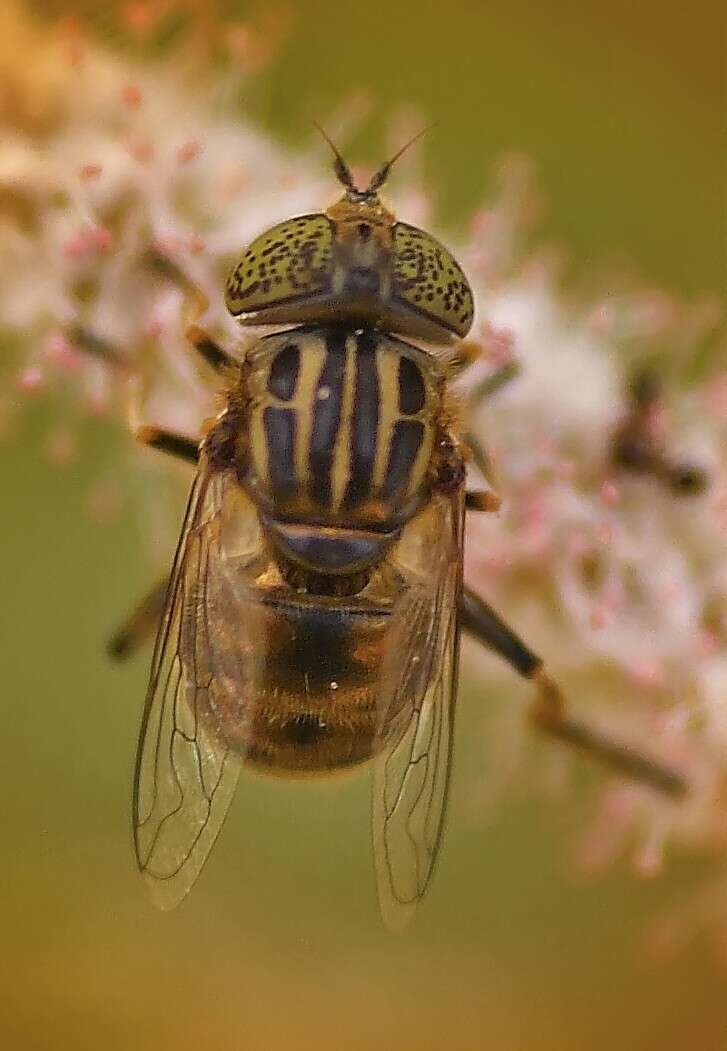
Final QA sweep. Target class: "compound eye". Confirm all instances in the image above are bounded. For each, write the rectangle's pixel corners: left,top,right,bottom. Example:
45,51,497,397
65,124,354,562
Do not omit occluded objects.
393,223,474,338
226,214,334,321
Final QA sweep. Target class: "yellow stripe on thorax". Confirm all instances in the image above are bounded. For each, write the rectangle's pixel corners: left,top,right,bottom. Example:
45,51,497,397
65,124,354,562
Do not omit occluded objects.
372,349,400,491
330,335,357,512
406,413,435,500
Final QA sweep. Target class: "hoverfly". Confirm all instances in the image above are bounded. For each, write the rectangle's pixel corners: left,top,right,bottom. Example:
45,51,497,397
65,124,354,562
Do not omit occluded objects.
107,130,687,929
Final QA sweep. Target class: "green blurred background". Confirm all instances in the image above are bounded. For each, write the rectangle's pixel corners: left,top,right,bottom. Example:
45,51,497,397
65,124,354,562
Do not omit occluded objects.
3,1,726,1048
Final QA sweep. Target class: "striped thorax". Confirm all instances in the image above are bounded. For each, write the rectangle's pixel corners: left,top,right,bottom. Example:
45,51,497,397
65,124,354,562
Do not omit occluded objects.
236,325,445,578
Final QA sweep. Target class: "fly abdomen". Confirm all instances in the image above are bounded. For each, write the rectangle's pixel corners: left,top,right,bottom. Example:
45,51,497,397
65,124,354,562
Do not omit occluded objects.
207,589,394,775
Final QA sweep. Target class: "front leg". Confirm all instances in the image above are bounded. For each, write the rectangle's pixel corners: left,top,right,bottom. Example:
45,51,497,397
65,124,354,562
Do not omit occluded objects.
444,335,519,493
465,490,502,512
144,249,239,375
431,427,501,512
68,251,239,378
445,337,521,400
134,425,200,464
460,585,688,799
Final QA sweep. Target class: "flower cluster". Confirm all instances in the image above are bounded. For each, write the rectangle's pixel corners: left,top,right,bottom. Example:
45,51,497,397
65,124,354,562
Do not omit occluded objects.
2,1,726,955
457,167,727,955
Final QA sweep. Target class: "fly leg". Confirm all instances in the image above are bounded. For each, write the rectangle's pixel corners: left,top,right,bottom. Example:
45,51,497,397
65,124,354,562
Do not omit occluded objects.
66,326,130,370
69,317,234,375
108,576,170,660
460,585,688,798
447,334,521,397
70,257,235,661
468,358,521,402
446,338,519,496
69,249,238,376
455,341,686,795
143,249,239,375
134,425,200,464
431,427,501,512
465,490,501,512
446,338,521,413
109,423,202,660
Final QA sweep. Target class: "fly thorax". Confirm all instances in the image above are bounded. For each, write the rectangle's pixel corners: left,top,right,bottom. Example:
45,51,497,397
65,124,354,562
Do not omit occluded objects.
241,326,444,574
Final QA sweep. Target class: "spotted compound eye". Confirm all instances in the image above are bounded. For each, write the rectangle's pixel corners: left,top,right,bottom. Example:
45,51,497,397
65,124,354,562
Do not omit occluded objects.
225,214,334,320
393,223,474,338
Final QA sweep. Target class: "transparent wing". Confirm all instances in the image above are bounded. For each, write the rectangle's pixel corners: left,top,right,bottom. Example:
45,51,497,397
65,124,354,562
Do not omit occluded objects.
372,486,465,930
133,462,261,909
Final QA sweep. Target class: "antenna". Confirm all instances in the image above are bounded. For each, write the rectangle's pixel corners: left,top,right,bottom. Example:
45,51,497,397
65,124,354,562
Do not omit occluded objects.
313,121,356,191
366,124,433,193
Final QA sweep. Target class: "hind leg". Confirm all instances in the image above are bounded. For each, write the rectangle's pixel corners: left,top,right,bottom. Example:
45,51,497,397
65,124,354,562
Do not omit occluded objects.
460,585,687,798
109,420,201,660
108,576,169,660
